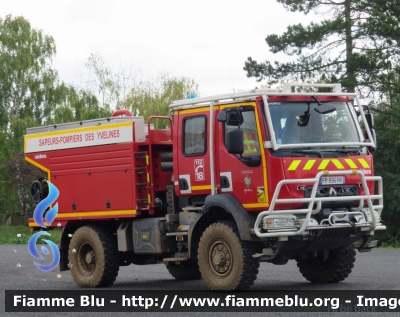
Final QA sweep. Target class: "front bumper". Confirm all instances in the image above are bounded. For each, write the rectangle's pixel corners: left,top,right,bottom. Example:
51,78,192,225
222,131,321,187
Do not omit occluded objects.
253,170,385,239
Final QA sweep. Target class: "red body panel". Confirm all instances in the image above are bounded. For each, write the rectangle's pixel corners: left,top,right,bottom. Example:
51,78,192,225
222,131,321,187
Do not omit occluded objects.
174,110,212,196
216,101,267,209
280,156,373,206
26,122,173,227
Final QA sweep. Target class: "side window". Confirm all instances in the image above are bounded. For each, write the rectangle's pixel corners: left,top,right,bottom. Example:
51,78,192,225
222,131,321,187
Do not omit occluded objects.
223,108,261,167
241,111,260,156
225,110,260,156
183,116,206,155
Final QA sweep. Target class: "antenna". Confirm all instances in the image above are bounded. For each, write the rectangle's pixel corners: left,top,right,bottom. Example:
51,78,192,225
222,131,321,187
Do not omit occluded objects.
229,64,235,92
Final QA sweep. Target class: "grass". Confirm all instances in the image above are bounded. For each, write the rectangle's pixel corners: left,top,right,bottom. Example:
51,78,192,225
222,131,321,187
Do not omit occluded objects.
0,225,61,244
378,241,400,249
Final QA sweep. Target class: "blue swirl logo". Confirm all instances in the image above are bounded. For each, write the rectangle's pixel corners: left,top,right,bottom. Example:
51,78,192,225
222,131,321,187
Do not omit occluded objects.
28,181,61,272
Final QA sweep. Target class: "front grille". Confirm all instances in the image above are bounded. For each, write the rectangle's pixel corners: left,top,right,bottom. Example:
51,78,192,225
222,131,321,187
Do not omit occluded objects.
304,185,360,208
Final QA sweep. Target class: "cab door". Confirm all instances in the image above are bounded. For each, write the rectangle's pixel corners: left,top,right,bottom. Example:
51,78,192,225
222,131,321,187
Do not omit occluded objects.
174,110,211,202
217,102,269,210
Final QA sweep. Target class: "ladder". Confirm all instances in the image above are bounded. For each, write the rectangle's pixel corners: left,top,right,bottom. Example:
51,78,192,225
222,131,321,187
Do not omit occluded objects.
134,151,154,214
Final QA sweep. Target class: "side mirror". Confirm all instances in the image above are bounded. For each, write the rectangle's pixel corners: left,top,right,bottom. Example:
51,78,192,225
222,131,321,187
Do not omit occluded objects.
226,129,244,154
298,113,311,127
226,110,243,126
367,128,377,153
217,111,227,122
217,108,244,126
365,113,374,129
372,129,377,149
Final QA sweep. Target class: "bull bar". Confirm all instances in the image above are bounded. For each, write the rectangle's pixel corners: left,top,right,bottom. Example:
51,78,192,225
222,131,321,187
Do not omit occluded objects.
253,170,385,238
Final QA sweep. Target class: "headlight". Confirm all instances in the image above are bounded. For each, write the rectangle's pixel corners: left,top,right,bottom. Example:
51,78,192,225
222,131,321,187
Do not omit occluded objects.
262,215,299,230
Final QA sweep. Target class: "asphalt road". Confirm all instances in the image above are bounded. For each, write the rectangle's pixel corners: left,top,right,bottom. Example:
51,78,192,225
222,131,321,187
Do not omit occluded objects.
1,244,399,317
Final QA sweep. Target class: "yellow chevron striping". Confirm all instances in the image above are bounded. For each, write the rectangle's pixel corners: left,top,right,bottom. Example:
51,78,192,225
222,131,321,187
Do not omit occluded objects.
287,158,369,171
331,159,345,169
344,158,358,168
303,160,316,170
358,158,370,168
288,160,302,171
317,159,330,170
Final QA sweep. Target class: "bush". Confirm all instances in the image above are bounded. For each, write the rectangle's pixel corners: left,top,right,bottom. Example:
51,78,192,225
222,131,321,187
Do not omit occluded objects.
0,226,61,244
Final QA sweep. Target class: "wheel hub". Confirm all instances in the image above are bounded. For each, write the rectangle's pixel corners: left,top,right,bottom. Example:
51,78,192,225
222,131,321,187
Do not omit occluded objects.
212,251,226,266
76,242,96,275
210,242,231,275
85,251,94,264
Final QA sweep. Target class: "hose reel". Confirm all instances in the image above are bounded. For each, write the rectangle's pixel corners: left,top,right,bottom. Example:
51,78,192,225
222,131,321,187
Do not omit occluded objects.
30,178,49,203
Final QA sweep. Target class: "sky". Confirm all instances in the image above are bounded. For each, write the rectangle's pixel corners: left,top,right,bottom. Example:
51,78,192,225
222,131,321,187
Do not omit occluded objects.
1,0,319,98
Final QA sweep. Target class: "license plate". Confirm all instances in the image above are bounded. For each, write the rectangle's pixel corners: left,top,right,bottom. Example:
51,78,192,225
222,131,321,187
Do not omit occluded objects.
320,176,345,185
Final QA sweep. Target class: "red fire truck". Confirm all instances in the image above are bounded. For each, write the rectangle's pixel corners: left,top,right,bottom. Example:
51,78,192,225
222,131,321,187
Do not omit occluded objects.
24,83,385,291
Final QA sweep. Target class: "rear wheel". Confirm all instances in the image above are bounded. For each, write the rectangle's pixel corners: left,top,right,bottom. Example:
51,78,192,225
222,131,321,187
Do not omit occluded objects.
296,244,356,283
198,220,259,291
166,260,202,280
68,225,119,287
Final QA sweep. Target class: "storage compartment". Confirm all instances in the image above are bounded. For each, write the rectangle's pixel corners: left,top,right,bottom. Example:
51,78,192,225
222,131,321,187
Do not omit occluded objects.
132,218,167,254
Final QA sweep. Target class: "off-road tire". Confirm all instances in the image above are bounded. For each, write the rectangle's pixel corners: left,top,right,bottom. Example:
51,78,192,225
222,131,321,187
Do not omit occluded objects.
166,260,202,280
198,220,259,291
296,244,356,284
68,225,119,287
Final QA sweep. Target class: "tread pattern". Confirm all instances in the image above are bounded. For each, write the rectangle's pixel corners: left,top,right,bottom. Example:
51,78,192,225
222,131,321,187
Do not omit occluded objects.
330,244,356,283
69,225,119,288
95,226,119,287
296,244,356,284
198,220,259,291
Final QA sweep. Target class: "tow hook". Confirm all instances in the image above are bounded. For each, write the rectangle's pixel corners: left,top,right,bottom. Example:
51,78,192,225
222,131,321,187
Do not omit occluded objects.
358,236,379,253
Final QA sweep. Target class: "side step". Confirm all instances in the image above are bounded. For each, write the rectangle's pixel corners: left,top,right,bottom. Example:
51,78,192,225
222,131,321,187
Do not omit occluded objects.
163,253,189,263
166,232,188,236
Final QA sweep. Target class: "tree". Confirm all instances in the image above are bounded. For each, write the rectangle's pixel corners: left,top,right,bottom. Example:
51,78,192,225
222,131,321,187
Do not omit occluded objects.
125,74,198,128
47,84,111,124
85,53,198,129
0,15,61,223
0,15,60,126
85,53,139,110
373,107,400,246
3,153,46,224
243,0,400,97
358,0,400,106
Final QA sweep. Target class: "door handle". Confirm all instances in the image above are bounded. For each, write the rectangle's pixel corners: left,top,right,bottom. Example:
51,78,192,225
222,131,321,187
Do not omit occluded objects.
220,176,230,189
179,179,189,190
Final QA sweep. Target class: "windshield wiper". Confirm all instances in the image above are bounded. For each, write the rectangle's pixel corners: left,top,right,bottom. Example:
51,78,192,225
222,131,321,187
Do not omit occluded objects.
321,149,361,155
279,150,322,158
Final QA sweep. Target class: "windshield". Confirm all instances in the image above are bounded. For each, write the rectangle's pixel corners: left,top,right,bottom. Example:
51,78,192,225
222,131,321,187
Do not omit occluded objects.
269,101,364,149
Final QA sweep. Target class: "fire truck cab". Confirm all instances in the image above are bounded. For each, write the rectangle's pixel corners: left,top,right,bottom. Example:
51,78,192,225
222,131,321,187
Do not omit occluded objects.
25,83,385,291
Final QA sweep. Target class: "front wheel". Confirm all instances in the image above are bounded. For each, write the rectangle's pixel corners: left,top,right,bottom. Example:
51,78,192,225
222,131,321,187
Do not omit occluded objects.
68,225,119,287
198,220,259,291
296,244,356,283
